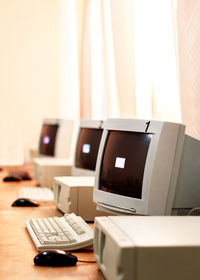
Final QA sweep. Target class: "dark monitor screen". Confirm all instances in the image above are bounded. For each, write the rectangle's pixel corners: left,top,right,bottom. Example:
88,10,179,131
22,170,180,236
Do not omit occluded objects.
39,124,59,156
75,128,103,171
99,130,152,199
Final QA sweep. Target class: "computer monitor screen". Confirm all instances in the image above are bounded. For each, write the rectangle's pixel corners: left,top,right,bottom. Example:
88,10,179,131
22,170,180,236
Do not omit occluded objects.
100,131,152,199
39,123,59,156
75,128,103,171
94,118,200,216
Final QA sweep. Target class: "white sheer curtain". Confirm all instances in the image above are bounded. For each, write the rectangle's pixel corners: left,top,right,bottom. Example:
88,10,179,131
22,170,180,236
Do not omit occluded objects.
134,0,181,122
176,0,200,139
59,0,80,120
79,0,182,122
80,0,108,119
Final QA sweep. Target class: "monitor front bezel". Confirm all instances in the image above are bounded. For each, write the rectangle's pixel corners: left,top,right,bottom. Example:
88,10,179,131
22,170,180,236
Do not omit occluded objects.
93,118,185,215
72,119,104,176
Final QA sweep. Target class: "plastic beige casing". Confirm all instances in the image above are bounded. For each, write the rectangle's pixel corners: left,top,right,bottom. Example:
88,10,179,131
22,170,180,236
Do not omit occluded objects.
34,158,72,189
94,216,200,280
53,176,106,221
93,118,186,215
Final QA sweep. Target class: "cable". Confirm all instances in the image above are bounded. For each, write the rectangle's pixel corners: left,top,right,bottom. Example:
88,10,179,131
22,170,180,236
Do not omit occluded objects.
78,259,96,263
65,251,96,264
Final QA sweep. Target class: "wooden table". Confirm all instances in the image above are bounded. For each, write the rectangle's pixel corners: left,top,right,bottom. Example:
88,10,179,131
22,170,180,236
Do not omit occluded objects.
0,165,105,280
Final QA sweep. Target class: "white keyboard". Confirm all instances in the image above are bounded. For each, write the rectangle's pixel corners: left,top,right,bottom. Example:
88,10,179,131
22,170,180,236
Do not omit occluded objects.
26,213,94,251
18,187,54,202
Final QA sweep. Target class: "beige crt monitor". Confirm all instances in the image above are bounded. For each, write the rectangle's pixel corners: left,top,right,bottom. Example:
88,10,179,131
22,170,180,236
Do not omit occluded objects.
54,119,106,220
93,118,200,216
71,119,104,176
29,118,75,162
34,118,78,188
38,118,77,159
94,216,200,280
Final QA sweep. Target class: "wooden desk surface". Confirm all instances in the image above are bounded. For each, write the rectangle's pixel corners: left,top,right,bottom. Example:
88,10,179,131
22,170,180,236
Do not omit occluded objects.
0,165,105,280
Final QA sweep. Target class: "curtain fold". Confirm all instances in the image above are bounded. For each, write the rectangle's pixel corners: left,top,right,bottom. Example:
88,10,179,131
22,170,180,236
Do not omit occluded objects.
59,0,80,120
176,0,200,139
78,0,183,124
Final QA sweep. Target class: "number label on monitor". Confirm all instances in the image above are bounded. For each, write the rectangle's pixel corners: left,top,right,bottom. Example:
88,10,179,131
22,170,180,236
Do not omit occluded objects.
145,121,150,132
115,157,126,169
82,144,90,154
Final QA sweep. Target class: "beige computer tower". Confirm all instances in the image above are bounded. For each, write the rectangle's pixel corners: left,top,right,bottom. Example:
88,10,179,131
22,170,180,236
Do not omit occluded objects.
34,158,72,189
94,216,200,280
54,176,106,221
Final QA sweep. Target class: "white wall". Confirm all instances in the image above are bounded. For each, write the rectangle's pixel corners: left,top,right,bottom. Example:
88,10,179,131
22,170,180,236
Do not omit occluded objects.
0,0,63,164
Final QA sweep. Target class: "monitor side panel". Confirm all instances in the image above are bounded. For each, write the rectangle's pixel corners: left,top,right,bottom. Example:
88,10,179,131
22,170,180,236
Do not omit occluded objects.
147,122,185,215
54,119,77,159
172,134,200,212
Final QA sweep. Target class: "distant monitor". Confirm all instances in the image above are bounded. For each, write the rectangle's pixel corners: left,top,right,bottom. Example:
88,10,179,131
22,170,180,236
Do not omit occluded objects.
72,119,103,176
39,122,58,156
38,118,75,159
52,120,106,220
93,118,200,216
34,119,103,188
